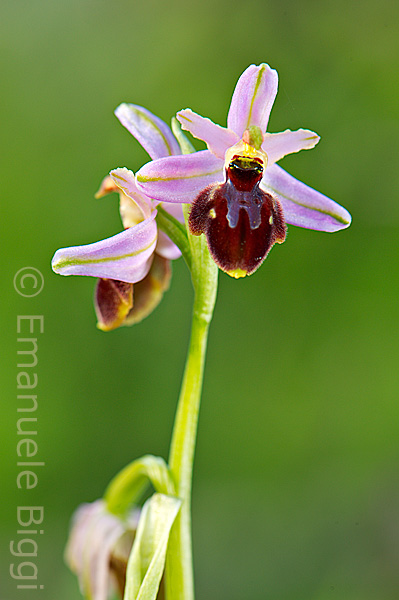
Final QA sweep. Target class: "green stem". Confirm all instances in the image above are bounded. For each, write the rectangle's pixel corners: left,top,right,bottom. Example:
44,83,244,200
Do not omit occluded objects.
166,226,218,600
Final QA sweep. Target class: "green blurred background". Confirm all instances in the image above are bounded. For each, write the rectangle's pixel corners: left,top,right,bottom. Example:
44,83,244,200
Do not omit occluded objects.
2,0,399,598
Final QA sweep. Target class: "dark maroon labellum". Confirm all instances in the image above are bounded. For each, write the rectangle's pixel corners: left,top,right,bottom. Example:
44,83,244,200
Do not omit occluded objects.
188,156,286,277
94,256,172,331
95,278,133,331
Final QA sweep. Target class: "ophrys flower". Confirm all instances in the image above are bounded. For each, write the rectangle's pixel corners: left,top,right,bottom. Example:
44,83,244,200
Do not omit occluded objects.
52,106,184,328
136,63,351,277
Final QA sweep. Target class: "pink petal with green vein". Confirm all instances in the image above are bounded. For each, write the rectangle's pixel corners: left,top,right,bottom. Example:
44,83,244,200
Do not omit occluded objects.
262,164,352,232
263,129,320,165
115,104,181,160
177,109,238,159
227,64,278,137
51,215,157,283
136,150,224,204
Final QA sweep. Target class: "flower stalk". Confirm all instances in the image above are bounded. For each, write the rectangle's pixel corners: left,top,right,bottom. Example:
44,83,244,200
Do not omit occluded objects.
165,213,218,600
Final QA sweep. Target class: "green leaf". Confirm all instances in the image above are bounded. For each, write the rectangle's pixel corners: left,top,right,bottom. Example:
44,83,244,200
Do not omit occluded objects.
124,493,181,600
104,455,176,517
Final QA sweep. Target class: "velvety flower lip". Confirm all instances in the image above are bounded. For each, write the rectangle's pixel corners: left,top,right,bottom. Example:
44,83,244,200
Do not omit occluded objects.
135,63,351,233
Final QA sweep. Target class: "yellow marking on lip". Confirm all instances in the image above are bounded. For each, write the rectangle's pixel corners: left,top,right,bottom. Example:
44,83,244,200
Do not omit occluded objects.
226,268,247,279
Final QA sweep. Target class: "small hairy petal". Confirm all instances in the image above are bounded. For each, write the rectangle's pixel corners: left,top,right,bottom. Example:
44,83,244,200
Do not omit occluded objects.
51,216,157,283
227,64,278,137
115,104,181,159
263,164,352,232
262,129,320,165
136,150,224,204
177,109,238,159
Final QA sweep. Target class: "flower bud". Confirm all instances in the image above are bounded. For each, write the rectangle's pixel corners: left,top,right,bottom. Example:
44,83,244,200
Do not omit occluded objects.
65,500,139,600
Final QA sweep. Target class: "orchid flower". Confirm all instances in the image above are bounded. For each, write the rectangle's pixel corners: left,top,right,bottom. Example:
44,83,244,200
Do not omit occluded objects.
136,63,352,277
55,63,352,600
51,105,184,330
65,499,139,600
